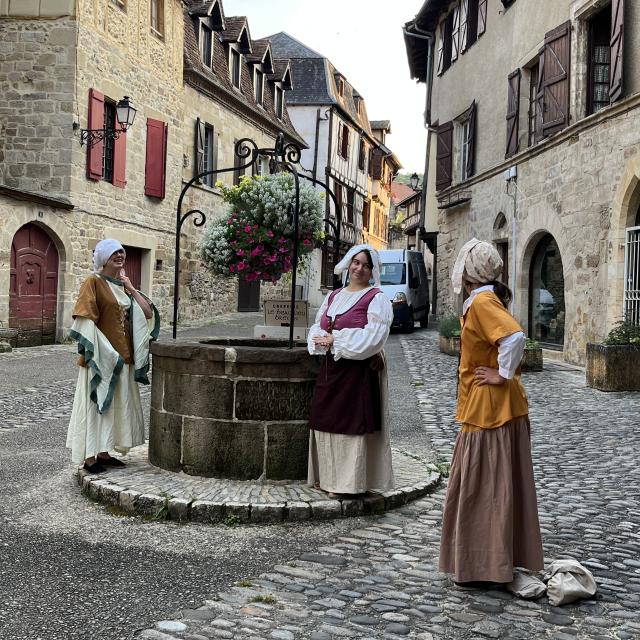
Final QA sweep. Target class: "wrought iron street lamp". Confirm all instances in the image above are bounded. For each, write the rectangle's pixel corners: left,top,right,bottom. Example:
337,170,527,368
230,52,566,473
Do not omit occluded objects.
79,96,137,147
410,172,420,190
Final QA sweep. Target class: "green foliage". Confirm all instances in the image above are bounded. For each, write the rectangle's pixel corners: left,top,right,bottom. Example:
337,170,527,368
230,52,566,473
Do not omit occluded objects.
603,319,640,345
439,314,461,338
525,338,540,349
250,594,277,604
237,579,253,587
223,514,242,527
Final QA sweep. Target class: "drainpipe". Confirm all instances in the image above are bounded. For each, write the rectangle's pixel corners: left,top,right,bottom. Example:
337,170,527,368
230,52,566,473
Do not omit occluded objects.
312,108,330,182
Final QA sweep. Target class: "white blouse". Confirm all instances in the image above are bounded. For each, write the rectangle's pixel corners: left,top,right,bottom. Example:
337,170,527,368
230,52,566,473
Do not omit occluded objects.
307,287,393,361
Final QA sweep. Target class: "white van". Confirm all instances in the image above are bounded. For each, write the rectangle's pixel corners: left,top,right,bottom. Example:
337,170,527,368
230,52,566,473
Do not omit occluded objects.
378,249,430,332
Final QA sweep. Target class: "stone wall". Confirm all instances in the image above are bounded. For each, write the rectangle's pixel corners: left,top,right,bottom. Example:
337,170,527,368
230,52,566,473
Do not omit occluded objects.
436,97,640,365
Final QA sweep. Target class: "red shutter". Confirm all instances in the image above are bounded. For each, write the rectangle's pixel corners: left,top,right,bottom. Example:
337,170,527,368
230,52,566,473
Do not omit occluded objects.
460,0,469,52
451,5,460,63
436,121,453,191
113,129,127,189
542,21,571,137
437,21,445,75
610,0,624,103
506,69,521,158
86,88,104,181
145,118,168,198
477,0,487,37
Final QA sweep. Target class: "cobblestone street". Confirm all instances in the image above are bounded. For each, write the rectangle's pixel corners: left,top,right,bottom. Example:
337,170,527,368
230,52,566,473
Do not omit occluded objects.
0,328,639,639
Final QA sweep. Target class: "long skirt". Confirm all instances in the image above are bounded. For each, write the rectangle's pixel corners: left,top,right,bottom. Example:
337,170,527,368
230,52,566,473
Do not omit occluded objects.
439,416,544,583
307,428,394,494
66,364,144,465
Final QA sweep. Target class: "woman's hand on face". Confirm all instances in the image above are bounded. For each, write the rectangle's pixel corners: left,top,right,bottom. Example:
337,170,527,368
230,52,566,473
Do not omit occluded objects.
313,334,334,348
474,366,506,386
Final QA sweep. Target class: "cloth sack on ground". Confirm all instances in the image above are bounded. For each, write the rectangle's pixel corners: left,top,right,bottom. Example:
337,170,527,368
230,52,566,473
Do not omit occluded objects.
543,559,597,606
507,571,547,599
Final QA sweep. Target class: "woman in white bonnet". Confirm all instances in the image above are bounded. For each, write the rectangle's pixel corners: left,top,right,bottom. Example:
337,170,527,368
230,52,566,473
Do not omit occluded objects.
439,238,543,586
306,244,394,497
66,239,159,474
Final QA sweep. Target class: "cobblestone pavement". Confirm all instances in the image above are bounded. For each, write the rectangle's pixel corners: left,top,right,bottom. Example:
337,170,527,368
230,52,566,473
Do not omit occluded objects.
134,331,640,640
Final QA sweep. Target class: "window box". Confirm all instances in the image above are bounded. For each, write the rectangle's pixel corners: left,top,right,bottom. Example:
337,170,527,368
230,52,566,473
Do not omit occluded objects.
586,343,640,391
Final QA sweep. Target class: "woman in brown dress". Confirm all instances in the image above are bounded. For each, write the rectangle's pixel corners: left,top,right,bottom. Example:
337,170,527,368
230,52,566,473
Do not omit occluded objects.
439,238,544,585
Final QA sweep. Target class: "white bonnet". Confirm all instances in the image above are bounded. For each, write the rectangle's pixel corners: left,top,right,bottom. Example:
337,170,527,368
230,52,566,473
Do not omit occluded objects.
334,243,381,287
451,238,503,294
93,238,125,273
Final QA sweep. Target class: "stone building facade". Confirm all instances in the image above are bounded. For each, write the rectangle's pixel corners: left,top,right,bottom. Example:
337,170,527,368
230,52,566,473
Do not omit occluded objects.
0,0,303,345
405,0,640,364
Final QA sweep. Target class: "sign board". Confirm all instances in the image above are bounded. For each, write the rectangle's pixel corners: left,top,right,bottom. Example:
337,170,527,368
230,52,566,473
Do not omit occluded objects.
264,299,309,327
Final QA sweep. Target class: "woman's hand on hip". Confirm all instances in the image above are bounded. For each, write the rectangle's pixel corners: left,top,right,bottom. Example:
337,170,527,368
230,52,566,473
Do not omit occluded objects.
474,366,506,386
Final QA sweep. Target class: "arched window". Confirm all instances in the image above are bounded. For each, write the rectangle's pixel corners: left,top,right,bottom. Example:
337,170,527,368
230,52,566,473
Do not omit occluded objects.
529,234,565,348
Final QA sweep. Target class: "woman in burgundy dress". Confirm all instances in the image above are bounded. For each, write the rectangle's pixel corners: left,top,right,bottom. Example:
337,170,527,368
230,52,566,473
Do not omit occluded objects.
307,244,394,497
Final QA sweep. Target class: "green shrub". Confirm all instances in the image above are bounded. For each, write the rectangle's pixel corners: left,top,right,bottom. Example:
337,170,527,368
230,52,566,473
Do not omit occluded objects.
602,319,640,345
439,315,461,338
525,338,540,349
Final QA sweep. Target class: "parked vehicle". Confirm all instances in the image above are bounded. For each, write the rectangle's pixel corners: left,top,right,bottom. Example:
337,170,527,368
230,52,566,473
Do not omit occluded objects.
378,249,430,332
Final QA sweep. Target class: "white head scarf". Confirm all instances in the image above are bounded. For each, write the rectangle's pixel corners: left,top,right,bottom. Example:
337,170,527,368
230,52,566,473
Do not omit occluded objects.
93,238,125,273
334,243,381,287
451,238,503,294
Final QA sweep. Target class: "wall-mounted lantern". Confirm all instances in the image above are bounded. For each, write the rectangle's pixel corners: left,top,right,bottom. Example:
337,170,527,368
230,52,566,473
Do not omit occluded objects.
79,96,137,147
409,172,420,190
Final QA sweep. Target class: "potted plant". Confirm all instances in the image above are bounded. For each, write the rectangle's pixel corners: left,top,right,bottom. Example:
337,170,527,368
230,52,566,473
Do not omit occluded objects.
438,314,461,356
586,319,640,391
200,173,324,284
521,338,543,372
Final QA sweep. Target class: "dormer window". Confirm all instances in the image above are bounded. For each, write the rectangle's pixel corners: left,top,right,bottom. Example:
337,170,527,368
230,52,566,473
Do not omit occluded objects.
200,24,212,68
274,85,284,120
254,68,264,106
150,0,164,39
229,47,241,89
337,78,345,96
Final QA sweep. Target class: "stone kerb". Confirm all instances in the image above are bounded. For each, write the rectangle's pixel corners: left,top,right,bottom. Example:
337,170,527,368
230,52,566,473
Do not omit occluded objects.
149,338,319,480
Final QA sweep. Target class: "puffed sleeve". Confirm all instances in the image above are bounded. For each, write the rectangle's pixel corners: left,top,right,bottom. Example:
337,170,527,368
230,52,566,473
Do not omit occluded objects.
332,292,393,361
72,276,99,323
307,294,330,355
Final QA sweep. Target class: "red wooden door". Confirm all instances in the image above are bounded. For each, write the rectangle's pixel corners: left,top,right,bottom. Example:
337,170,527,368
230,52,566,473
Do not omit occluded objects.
122,245,142,291
9,224,59,346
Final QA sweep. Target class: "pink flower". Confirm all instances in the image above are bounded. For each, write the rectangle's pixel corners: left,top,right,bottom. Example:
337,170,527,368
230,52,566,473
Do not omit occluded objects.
236,261,247,271
303,238,312,246
266,230,275,238
244,225,252,233
229,264,236,273
236,249,245,257
279,246,289,254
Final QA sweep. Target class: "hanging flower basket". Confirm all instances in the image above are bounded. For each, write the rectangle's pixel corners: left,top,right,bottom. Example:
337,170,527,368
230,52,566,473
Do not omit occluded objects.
200,173,324,284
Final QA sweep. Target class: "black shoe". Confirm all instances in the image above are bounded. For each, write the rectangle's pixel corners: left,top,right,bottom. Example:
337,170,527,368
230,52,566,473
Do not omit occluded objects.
97,456,125,467
83,461,107,474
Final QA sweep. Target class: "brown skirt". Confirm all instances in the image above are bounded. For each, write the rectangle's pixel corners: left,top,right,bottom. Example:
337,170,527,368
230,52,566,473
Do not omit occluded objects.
439,416,544,583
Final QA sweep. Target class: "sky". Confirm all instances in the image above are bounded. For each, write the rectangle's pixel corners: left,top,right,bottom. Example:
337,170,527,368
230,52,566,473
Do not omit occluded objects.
223,0,428,174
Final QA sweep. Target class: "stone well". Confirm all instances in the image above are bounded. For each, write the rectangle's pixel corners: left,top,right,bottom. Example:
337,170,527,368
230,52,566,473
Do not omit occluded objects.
149,338,319,480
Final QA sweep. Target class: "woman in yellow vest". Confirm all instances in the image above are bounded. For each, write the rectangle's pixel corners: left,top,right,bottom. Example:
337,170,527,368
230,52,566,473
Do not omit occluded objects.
439,238,543,585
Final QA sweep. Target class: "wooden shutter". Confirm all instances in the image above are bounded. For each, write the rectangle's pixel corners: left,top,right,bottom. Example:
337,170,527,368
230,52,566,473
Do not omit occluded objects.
144,118,168,198
112,128,127,188
466,101,476,178
372,149,383,180
542,21,571,136
195,117,205,183
436,121,453,191
610,0,624,103
86,88,104,181
233,139,245,185
460,0,469,52
451,5,460,63
506,69,521,158
437,21,445,75
535,48,545,143
477,0,487,38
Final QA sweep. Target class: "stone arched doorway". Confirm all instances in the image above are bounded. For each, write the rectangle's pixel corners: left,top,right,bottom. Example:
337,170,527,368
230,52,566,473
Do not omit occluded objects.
9,223,59,346
529,233,565,348
624,203,640,324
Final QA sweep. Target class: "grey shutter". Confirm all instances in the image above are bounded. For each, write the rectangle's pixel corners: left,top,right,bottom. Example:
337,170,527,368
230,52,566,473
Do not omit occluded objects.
195,117,205,183
477,0,487,37
460,0,469,53
436,121,453,190
610,0,624,103
506,69,521,158
542,21,571,136
212,129,218,173
466,101,476,178
437,21,445,75
451,5,460,63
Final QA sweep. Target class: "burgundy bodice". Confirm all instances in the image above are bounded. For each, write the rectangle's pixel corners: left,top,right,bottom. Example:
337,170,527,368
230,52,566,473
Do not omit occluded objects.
319,287,381,332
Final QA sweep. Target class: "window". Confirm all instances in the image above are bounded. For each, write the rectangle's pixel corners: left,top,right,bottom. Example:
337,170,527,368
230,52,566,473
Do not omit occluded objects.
334,181,343,221
203,124,215,187
587,5,612,115
458,118,472,181
274,86,284,120
337,77,344,96
254,68,264,106
110,0,126,10
150,0,164,38
496,241,509,285
229,48,241,89
102,101,116,183
358,139,366,171
338,123,349,159
362,200,370,230
346,188,355,224
527,63,539,147
200,24,212,68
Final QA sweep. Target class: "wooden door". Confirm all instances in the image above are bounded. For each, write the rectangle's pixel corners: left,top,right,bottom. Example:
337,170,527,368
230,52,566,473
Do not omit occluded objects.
237,278,260,312
9,224,59,346
122,245,142,291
